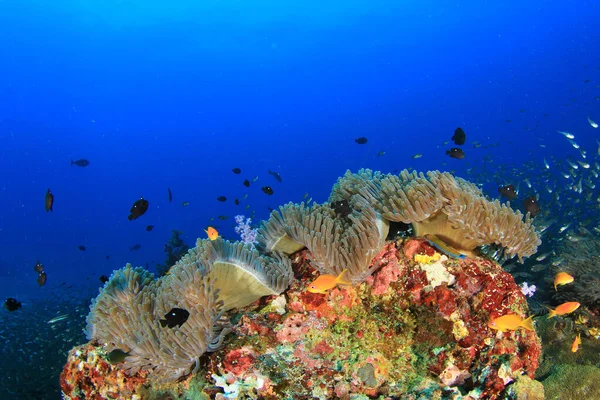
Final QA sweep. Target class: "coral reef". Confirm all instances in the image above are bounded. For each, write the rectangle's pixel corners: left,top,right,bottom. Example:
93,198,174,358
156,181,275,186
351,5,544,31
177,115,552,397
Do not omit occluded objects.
64,238,542,399
66,169,546,398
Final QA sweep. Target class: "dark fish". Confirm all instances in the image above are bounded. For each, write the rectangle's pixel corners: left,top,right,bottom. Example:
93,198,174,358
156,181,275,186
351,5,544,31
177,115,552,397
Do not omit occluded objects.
77,245,86,251
218,215,228,220
37,271,47,287
146,225,154,232
262,186,274,195
446,148,465,159
99,275,109,284
71,159,89,167
355,137,368,144
498,184,517,200
243,180,250,187
331,200,352,217
235,198,240,205
168,188,173,203
45,189,54,212
452,128,466,145
128,197,149,221
232,168,242,174
523,196,540,217
129,244,141,251
268,170,282,183
4,298,21,312
160,307,190,328
182,201,189,207
105,255,110,260
34,261,44,274
106,349,129,364
217,196,227,202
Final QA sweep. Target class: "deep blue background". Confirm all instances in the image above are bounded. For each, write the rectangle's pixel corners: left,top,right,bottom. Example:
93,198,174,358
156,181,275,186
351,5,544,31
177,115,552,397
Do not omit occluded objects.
1,0,599,299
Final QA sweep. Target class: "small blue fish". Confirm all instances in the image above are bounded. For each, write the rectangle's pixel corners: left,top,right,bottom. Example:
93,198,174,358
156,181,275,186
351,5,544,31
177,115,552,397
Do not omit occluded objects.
424,234,466,259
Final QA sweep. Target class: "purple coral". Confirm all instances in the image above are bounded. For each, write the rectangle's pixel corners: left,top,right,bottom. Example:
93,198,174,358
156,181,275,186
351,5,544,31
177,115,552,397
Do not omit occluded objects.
235,215,258,246
520,282,536,297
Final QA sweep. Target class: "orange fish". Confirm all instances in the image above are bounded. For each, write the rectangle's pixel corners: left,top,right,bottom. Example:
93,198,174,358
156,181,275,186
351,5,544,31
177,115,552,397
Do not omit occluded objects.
205,227,219,241
571,333,581,353
554,272,574,291
487,314,535,332
307,269,352,294
547,301,580,318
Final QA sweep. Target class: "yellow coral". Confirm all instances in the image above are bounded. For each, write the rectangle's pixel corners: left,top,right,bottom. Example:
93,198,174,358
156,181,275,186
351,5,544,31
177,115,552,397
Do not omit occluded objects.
589,327,600,339
575,315,589,325
414,252,441,264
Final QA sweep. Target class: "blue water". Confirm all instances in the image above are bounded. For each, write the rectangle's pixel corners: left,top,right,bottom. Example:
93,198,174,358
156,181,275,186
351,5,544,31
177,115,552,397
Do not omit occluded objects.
1,1,600,398
0,0,599,329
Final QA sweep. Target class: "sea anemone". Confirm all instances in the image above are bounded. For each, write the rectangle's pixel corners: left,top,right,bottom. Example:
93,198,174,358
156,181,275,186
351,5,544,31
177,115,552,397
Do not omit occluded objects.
86,264,230,382
257,200,388,283
331,169,540,261
177,238,293,311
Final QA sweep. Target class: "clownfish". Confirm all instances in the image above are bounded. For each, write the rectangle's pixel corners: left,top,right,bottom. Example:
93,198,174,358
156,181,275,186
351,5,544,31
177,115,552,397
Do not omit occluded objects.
307,269,352,294
205,227,219,241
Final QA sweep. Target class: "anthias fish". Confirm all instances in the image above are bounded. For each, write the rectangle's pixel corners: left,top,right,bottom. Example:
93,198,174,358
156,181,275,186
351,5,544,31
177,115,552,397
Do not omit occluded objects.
547,302,580,318
554,272,574,291
307,269,352,294
488,314,534,332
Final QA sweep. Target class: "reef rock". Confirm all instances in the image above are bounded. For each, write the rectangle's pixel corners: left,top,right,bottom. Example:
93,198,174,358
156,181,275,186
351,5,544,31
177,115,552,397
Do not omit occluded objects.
61,239,541,399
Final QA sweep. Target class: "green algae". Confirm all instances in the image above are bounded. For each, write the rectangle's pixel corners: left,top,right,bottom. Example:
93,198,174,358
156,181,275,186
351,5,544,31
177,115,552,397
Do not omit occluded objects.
542,364,600,400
